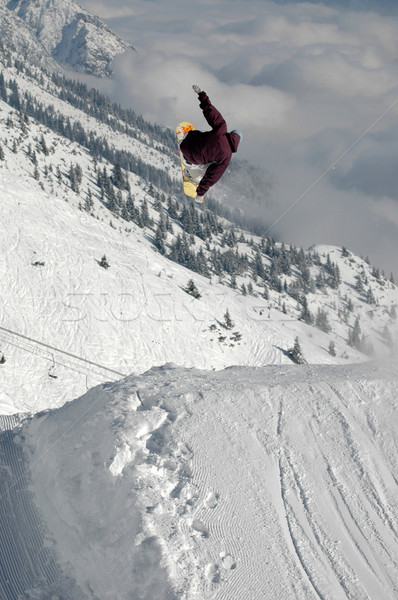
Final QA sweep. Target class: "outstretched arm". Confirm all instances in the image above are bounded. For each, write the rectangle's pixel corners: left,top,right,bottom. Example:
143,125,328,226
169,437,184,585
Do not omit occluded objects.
192,85,227,132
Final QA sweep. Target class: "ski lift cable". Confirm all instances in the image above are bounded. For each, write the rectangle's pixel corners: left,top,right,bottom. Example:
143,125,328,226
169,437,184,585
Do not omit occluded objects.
265,96,398,236
0,335,120,383
0,326,128,379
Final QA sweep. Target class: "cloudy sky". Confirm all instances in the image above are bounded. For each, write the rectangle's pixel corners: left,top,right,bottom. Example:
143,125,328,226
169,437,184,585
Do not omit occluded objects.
79,0,398,278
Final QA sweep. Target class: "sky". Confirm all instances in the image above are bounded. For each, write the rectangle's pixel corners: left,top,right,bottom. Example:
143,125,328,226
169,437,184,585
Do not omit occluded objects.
79,0,398,278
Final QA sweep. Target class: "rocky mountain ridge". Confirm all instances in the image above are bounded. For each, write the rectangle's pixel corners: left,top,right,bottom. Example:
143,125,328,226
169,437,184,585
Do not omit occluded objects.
2,0,133,76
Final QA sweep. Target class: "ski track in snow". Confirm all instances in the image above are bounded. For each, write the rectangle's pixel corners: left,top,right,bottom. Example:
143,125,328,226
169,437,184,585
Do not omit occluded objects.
113,363,398,600
0,363,397,598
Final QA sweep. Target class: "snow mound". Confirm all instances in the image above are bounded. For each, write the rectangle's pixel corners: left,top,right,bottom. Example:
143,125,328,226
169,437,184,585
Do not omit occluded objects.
1,361,397,599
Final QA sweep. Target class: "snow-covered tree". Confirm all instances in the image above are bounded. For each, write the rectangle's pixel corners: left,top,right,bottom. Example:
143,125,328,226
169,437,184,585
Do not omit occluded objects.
348,316,361,349
355,274,364,293
39,134,49,156
342,246,350,257
100,255,110,269
140,199,152,228
224,309,234,329
315,308,331,333
298,296,313,325
0,71,7,102
155,224,166,255
185,279,201,299
287,337,306,364
328,341,336,357
366,287,376,305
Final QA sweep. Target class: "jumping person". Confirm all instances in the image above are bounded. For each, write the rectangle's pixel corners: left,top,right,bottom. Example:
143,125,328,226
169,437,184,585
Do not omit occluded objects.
179,85,242,201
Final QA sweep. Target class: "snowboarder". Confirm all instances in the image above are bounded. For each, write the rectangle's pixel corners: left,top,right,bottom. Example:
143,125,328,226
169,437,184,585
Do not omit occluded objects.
179,85,242,201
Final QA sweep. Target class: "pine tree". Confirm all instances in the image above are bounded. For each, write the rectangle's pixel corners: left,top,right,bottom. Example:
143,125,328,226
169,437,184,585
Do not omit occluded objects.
328,341,336,357
0,144,4,161
100,255,110,269
253,249,265,280
40,135,49,156
0,71,7,102
287,337,306,364
84,188,94,212
348,316,361,349
355,274,364,292
8,80,21,111
185,279,201,299
140,199,152,227
315,308,331,333
69,164,80,193
366,287,376,305
298,296,313,325
155,224,166,255
224,309,234,329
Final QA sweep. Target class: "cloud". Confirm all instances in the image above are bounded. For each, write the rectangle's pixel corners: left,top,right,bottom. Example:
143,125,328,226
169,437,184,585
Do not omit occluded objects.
77,0,398,277
78,0,139,19
278,0,398,17
331,139,398,198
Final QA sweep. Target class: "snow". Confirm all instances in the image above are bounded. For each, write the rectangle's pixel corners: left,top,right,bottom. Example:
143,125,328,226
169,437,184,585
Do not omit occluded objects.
1,13,398,597
1,100,396,415
1,361,397,598
2,157,382,415
6,0,132,76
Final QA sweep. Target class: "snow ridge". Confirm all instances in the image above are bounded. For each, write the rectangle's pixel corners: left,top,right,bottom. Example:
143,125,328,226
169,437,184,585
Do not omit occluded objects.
5,0,133,76
8,361,396,599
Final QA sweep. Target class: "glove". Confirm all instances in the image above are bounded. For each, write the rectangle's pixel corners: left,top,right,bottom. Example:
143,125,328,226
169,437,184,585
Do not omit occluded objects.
192,85,202,94
195,195,205,203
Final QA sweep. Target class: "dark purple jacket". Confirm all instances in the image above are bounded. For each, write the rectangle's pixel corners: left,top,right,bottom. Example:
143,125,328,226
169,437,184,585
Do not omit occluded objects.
180,91,240,197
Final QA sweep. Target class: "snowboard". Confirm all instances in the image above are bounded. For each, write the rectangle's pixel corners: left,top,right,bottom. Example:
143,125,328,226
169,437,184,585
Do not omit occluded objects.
176,122,205,202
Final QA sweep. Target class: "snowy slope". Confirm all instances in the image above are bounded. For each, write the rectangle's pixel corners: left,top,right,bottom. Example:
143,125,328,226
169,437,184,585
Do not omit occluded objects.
0,166,348,414
5,0,133,76
0,3,58,72
1,12,398,600
1,85,397,414
1,361,397,599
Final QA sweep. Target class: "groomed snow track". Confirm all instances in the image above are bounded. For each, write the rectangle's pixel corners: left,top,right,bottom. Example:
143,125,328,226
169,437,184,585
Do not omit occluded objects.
0,416,85,599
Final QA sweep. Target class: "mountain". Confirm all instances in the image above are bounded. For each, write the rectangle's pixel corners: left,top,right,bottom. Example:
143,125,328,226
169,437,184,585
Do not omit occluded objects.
0,42,397,413
0,361,397,598
0,3,59,72
4,0,133,76
1,7,398,600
